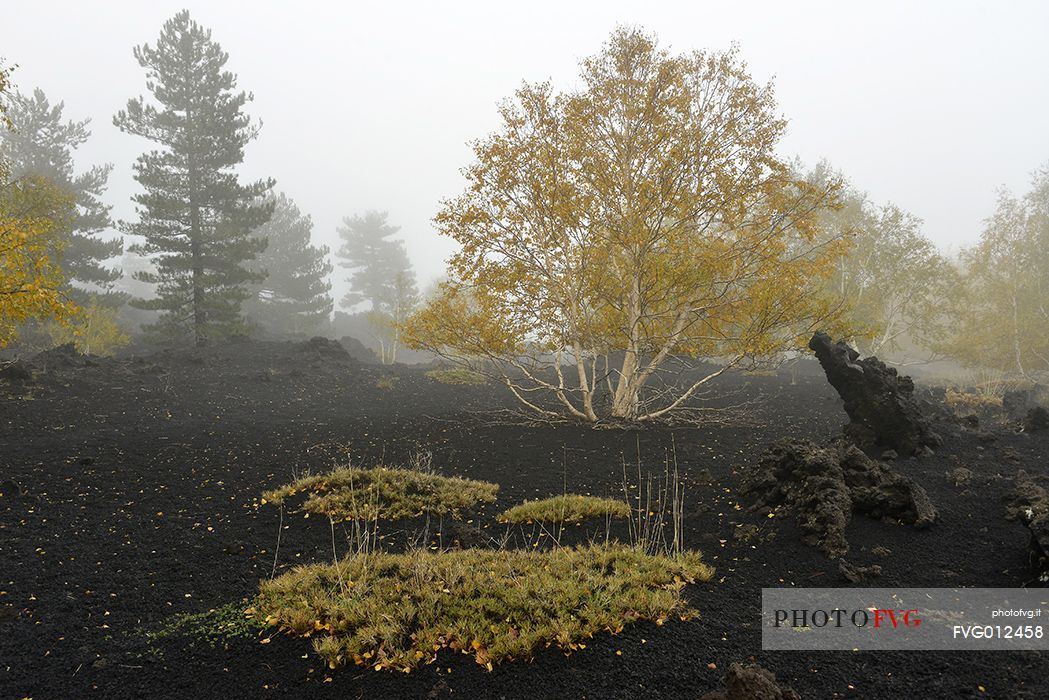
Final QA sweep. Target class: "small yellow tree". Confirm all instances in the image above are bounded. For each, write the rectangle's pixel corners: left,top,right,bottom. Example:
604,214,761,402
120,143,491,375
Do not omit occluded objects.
404,29,848,422
942,167,1049,380
803,163,958,360
46,301,129,356
0,61,75,345
0,174,79,347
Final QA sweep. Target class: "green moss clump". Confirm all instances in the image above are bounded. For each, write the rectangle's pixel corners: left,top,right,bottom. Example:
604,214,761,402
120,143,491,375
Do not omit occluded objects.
498,494,631,523
256,543,713,672
261,466,499,521
145,602,264,651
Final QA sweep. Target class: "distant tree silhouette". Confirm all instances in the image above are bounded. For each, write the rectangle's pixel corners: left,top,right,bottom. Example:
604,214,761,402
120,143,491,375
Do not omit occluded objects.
245,193,333,337
336,210,418,362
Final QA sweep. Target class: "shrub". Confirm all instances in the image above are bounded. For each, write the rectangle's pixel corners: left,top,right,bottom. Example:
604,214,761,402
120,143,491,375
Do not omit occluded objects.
46,302,130,356
498,494,630,523
255,543,713,672
425,368,487,385
261,466,498,521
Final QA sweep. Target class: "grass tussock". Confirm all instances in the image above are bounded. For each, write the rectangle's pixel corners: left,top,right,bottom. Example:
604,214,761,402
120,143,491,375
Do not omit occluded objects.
375,374,399,390
425,368,487,385
945,387,1003,410
498,494,631,523
261,466,499,521
255,544,712,672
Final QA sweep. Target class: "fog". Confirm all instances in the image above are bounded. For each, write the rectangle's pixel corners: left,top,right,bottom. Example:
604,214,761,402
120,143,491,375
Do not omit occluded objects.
5,0,1049,301
6,6,1049,693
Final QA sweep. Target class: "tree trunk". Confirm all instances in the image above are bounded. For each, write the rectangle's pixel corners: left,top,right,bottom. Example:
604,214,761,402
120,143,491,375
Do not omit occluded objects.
191,230,203,346
187,103,204,347
611,272,643,419
610,367,640,420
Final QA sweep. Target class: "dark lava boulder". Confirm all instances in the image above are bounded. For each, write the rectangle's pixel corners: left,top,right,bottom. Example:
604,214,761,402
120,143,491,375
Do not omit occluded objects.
295,336,354,364
839,558,882,583
338,335,381,364
1025,406,1049,433
808,332,940,455
1006,470,1049,585
0,361,33,383
996,387,1048,432
33,342,85,370
701,663,801,700
742,439,937,558
1002,389,1032,421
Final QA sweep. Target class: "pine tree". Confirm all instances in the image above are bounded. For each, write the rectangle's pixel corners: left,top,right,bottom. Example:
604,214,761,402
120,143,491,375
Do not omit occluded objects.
336,211,415,310
2,88,123,304
336,210,418,362
114,10,274,345
244,193,333,337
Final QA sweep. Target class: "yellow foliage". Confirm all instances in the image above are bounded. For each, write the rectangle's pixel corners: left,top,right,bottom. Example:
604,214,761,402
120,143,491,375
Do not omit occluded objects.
940,170,1049,379
404,29,850,421
0,174,78,347
46,301,129,356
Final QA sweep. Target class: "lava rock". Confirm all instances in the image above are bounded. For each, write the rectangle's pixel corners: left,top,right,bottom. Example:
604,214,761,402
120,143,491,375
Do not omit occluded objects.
701,662,801,700
222,541,247,556
975,430,999,444
808,331,940,455
841,447,937,527
839,559,882,583
444,521,490,549
35,342,85,370
296,336,353,363
946,467,974,486
1006,470,1049,585
1025,406,1049,433
742,439,937,558
0,361,33,383
0,479,23,498
1003,389,1032,421
338,336,381,364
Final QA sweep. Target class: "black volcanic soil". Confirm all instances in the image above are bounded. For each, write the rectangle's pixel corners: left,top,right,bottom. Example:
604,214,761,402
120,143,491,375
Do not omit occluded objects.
1,341,1046,699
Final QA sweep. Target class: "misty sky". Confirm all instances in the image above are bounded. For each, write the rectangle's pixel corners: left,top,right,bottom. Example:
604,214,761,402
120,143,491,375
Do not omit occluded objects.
5,1,1049,299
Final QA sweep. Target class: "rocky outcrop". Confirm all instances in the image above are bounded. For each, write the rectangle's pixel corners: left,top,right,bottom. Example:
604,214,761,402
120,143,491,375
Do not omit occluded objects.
338,336,381,364
743,439,937,558
296,336,353,362
1006,470,1049,585
808,332,940,455
701,663,801,700
1025,406,1049,433
0,361,33,383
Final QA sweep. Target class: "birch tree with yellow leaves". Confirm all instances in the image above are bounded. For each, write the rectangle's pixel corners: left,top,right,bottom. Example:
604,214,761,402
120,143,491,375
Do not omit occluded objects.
404,29,848,422
0,62,78,347
941,167,1049,381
